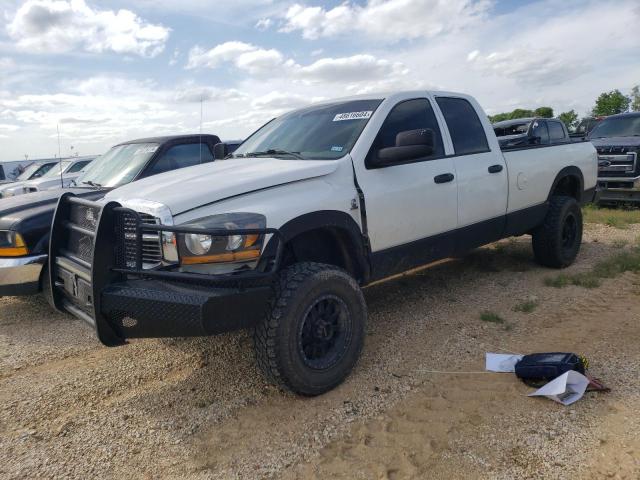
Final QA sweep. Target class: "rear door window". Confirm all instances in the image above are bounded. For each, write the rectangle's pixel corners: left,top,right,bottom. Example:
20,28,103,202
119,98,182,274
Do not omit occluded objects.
548,121,566,142
531,120,550,144
436,97,490,155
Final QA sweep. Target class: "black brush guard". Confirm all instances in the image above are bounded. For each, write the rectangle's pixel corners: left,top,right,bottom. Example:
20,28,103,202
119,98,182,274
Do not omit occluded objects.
49,193,283,346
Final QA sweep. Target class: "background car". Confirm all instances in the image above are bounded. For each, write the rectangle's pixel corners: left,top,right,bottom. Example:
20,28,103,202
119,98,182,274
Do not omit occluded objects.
0,157,94,198
0,161,58,188
493,117,571,148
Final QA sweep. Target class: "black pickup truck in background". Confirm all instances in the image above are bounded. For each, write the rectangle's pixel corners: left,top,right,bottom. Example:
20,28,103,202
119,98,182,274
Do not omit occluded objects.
492,117,571,148
590,112,640,205
569,116,604,141
0,134,240,297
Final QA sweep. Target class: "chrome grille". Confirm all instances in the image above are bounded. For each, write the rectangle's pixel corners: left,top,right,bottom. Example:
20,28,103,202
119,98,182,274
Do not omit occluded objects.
597,151,637,178
116,211,163,269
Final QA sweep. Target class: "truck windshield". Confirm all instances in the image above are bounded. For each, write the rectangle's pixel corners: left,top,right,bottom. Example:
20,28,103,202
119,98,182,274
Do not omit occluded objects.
232,99,383,160
42,161,72,178
75,143,159,188
493,122,530,137
589,116,640,138
16,163,45,180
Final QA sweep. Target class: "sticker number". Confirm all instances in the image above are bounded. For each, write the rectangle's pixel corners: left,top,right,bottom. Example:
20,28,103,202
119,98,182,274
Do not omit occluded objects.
333,111,373,122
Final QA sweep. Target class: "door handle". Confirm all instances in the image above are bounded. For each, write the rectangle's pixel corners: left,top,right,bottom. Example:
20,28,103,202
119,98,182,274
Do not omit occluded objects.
488,164,503,173
434,173,455,184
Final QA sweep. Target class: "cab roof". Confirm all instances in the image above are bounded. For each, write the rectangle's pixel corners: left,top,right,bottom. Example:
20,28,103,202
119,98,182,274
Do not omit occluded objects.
116,134,221,147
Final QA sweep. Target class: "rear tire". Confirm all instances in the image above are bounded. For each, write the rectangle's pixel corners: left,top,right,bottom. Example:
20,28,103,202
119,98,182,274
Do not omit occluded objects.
254,262,367,396
532,196,583,268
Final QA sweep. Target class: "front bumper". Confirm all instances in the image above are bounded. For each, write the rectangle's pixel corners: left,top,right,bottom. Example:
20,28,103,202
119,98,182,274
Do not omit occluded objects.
91,278,271,339
0,254,47,296
50,194,283,346
595,177,640,204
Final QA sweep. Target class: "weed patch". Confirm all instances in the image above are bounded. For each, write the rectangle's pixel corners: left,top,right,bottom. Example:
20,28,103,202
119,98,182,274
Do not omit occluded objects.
480,311,504,324
514,300,538,313
544,248,640,289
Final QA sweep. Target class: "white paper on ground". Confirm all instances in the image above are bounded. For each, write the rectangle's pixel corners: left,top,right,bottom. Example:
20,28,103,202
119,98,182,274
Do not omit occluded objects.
485,353,524,372
528,371,590,406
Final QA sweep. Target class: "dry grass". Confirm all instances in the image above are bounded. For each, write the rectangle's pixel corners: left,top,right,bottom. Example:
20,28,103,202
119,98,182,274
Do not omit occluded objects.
583,204,640,229
545,244,640,289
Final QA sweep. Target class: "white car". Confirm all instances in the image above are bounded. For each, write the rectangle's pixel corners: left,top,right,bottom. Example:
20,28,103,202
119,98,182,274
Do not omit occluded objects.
0,157,94,198
50,90,597,395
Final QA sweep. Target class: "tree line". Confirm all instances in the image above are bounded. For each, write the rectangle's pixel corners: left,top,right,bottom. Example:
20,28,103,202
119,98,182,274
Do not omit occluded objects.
488,84,640,131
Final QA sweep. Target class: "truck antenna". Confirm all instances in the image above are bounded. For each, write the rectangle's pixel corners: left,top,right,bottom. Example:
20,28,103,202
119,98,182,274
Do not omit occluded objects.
57,123,63,188
199,94,203,164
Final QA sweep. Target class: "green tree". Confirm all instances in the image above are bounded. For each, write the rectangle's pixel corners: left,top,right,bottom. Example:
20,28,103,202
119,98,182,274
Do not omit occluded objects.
534,107,554,118
592,89,630,116
558,110,579,130
489,112,510,123
509,108,534,119
631,85,640,112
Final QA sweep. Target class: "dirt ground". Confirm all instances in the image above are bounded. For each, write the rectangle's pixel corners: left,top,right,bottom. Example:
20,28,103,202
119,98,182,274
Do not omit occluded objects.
1,222,639,479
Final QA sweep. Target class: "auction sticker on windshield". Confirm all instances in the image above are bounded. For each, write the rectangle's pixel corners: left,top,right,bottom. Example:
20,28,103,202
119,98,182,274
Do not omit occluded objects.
333,111,373,122
133,146,158,155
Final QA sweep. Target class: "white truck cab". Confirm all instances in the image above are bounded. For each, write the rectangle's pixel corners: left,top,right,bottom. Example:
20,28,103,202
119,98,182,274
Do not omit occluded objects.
49,91,597,395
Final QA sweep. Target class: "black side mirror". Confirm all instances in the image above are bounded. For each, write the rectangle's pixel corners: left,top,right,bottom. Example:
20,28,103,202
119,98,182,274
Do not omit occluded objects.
372,129,435,167
529,135,541,145
214,142,229,159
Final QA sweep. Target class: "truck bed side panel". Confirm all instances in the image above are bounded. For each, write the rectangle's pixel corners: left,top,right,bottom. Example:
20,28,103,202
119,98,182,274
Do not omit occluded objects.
502,142,597,213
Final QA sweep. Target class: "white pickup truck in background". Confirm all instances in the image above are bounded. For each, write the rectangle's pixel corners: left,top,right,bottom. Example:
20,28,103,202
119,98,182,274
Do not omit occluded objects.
49,91,597,396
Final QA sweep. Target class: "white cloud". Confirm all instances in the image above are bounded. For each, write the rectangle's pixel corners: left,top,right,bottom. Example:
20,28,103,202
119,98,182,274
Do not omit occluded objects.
467,48,587,86
279,0,490,41
168,48,180,66
6,0,170,57
0,123,20,132
0,75,249,157
251,91,311,110
186,41,257,69
173,86,247,103
187,42,407,84
298,54,407,83
235,48,287,75
0,57,16,69
254,18,272,30
280,3,356,40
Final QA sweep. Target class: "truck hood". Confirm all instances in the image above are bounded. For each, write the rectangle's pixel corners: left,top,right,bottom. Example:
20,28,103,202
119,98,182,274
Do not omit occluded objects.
105,157,340,215
0,187,104,231
590,136,640,148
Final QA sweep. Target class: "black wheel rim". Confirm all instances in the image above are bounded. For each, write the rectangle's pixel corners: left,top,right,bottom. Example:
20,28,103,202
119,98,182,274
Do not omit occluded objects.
298,295,351,370
562,213,578,249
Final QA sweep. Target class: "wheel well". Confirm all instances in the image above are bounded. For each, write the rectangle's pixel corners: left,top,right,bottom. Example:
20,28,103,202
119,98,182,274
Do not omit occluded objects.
282,227,366,282
551,175,581,201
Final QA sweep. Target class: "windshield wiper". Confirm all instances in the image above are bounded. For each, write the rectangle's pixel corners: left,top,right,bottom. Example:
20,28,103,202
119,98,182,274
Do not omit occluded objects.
81,180,103,188
246,149,305,160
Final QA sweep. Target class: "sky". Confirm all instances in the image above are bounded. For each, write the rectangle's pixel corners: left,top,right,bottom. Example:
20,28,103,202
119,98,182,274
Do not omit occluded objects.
0,0,638,161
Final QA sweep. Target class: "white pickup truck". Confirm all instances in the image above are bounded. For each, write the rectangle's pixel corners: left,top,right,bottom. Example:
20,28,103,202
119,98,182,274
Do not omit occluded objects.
49,91,597,395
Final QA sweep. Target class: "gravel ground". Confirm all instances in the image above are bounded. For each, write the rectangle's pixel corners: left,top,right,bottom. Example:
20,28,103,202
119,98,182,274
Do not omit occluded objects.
1,223,639,479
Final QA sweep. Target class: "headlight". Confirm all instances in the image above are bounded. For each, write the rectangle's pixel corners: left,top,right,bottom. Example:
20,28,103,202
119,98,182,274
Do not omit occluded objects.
184,233,213,255
0,231,28,256
178,213,266,266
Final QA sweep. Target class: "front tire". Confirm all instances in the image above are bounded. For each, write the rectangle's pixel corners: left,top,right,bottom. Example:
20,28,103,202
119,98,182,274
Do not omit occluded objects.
254,262,367,396
532,196,583,268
